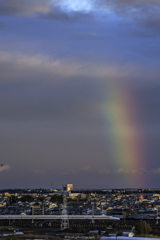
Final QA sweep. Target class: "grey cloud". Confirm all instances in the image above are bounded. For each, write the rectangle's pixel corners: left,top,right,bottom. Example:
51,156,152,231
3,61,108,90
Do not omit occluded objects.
41,7,93,22
105,0,160,33
116,168,160,175
0,51,143,85
0,1,160,189
44,0,160,32
0,51,160,125
98,167,160,175
0,0,51,16
0,51,84,83
0,0,93,21
0,0,160,32
0,165,11,172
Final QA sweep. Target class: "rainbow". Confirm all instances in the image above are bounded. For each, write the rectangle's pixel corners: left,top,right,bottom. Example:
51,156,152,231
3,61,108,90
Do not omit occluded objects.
101,82,144,187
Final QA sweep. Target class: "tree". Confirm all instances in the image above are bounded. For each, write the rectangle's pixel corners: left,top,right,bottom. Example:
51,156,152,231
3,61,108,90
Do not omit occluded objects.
20,195,34,202
117,231,123,236
33,202,40,206
37,197,44,202
105,230,109,236
10,195,18,203
50,194,63,203
125,209,136,217
135,221,152,235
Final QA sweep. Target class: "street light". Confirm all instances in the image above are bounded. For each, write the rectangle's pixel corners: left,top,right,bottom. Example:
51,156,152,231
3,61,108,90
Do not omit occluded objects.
115,231,118,240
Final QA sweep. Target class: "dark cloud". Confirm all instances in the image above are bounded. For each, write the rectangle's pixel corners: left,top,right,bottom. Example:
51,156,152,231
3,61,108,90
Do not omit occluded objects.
0,165,11,172
105,0,160,33
0,51,145,85
0,0,160,188
1,79,160,188
0,0,51,16
40,7,93,22
0,0,160,33
0,0,93,22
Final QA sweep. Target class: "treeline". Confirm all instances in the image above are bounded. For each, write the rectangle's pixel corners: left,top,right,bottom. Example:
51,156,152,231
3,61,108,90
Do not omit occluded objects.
9,194,63,203
135,221,160,236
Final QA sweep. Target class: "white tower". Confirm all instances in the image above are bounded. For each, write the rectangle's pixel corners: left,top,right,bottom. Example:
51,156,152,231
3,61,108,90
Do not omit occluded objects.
61,185,69,230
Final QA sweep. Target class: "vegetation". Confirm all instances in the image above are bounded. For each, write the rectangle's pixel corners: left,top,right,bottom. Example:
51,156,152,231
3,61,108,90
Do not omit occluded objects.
135,221,152,235
9,195,18,203
116,231,123,236
37,197,44,202
124,209,136,216
20,195,34,202
104,230,109,236
71,201,79,206
50,194,63,203
33,201,40,206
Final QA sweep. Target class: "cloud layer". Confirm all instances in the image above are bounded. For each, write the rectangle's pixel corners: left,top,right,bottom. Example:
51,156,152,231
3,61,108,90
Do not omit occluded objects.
0,51,160,86
0,51,136,84
0,165,11,172
0,0,160,33
0,0,51,17
0,0,160,189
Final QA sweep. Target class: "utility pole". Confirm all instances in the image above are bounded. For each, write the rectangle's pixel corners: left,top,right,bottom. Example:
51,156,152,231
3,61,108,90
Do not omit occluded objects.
42,204,44,215
92,203,95,224
122,210,126,223
32,206,34,224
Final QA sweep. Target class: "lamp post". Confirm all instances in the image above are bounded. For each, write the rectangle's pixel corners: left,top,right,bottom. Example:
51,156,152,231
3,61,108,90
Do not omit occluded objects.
115,231,118,240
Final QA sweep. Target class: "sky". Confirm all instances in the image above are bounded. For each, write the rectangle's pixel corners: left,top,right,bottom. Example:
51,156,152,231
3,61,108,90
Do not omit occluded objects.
0,0,160,189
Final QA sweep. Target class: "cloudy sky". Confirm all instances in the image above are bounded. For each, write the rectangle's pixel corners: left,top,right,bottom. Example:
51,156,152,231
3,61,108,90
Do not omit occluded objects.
0,0,160,189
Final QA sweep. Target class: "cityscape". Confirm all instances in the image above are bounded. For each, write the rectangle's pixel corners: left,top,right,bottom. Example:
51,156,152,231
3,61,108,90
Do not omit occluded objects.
1,185,160,238
0,0,160,239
